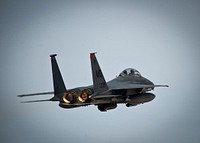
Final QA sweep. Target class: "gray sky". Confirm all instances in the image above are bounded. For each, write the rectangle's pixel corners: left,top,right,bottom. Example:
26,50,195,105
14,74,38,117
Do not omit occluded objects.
0,0,200,143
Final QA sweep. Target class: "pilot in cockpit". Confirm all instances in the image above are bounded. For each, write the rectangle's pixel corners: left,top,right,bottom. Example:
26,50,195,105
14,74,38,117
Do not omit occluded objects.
119,68,141,77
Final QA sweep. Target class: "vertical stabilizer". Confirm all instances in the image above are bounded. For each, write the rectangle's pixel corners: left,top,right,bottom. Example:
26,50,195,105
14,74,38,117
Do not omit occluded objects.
90,53,108,93
50,54,67,99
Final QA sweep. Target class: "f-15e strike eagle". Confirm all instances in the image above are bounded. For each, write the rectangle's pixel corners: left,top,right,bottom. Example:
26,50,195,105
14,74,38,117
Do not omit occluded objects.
18,53,168,112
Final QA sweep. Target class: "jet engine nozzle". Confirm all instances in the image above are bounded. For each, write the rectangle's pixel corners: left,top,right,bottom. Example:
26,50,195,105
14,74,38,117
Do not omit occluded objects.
78,88,94,103
63,92,77,104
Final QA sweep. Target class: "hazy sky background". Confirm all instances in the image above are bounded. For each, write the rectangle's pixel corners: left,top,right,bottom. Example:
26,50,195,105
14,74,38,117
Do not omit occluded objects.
0,0,200,143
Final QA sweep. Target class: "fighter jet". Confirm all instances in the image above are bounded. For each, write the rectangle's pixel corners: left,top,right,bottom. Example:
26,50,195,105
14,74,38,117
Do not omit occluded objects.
18,53,168,112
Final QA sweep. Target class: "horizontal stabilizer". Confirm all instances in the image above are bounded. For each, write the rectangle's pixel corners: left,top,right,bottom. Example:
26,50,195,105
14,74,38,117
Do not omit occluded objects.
18,91,54,97
21,99,52,103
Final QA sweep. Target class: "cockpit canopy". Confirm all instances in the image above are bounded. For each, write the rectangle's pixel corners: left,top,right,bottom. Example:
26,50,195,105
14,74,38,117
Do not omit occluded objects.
119,68,141,77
